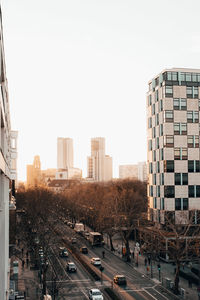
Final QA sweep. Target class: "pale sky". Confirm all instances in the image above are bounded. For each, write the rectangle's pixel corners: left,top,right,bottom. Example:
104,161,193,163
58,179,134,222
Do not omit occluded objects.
2,0,200,181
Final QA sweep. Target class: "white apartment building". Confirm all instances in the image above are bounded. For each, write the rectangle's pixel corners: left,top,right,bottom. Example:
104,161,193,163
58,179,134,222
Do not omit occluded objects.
57,137,73,169
87,137,112,181
119,162,147,181
147,68,200,226
0,6,12,299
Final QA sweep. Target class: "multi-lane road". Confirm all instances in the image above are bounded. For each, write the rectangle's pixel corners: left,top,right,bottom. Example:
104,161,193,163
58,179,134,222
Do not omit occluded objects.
45,220,177,300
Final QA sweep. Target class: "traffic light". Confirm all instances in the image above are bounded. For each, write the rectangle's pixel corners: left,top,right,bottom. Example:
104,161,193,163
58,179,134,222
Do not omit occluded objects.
139,251,141,256
157,263,161,271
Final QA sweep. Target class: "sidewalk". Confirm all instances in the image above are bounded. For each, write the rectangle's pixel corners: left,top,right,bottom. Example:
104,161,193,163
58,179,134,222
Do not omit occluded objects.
103,234,199,300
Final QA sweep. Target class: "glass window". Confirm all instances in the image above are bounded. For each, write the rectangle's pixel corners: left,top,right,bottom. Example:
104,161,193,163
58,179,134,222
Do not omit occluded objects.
164,186,175,198
152,127,156,138
160,173,164,185
157,161,160,173
172,72,177,81
148,94,152,106
153,197,157,208
192,73,197,82
159,124,163,136
187,86,193,98
180,72,185,81
160,198,165,210
157,186,160,197
148,117,152,128
156,137,159,149
149,185,153,196
197,186,200,197
160,99,163,112
188,135,199,148
153,150,156,161
165,85,173,97
164,135,174,147
164,160,174,172
174,173,188,185
175,198,188,210
167,72,172,80
156,90,159,101
194,87,198,98
188,160,200,172
189,186,195,197
187,111,199,123
164,110,173,122
174,123,187,135
174,148,187,160
186,73,192,81
160,148,164,160
173,98,187,110
152,104,155,115
149,139,152,151
156,113,159,125
153,174,156,185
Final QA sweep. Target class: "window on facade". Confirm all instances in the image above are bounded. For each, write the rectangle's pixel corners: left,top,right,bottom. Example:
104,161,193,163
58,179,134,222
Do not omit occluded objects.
156,137,159,149
173,98,187,110
148,94,152,106
187,86,193,98
152,127,156,138
174,123,187,135
165,85,173,97
160,99,163,112
164,110,173,122
157,161,160,173
153,150,156,161
194,87,199,98
153,197,157,208
175,173,188,185
164,160,174,172
159,124,163,136
153,174,156,185
188,160,200,172
156,113,159,125
174,148,187,160
160,173,164,185
175,198,188,210
149,162,153,174
187,135,199,148
187,111,199,123
167,72,177,81
157,186,160,197
164,135,174,147
149,139,152,151
160,198,165,210
156,90,159,101
152,103,155,115
189,186,200,198
148,117,152,128
149,185,153,196
186,73,192,81
160,148,164,160
164,186,175,198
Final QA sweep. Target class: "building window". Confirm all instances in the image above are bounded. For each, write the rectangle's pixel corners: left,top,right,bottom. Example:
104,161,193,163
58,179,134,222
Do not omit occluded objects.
167,72,178,81
160,148,164,160
160,173,164,185
159,99,163,112
174,148,187,160
152,127,156,138
164,160,174,172
160,198,165,210
189,186,200,198
187,111,199,123
164,135,174,147
173,98,187,110
148,139,152,151
157,161,160,173
157,186,160,197
175,173,188,185
148,94,152,106
156,137,159,149
194,87,199,98
164,110,173,122
148,117,152,128
164,186,175,198
153,197,157,208
187,86,198,98
159,124,163,136
149,162,153,174
156,90,159,101
187,86,193,98
152,103,155,115
153,150,156,161
153,174,156,185
188,160,200,172
149,185,153,196
175,198,188,210
187,135,199,148
165,85,173,97
156,113,159,125
174,123,187,135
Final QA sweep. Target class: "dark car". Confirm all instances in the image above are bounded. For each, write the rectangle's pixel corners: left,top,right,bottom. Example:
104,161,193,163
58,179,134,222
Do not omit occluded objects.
80,246,88,254
113,275,127,285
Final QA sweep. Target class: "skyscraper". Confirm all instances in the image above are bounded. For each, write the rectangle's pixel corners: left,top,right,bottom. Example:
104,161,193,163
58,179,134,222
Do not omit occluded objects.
57,137,74,169
147,68,200,226
26,155,42,187
87,137,112,181
0,7,13,299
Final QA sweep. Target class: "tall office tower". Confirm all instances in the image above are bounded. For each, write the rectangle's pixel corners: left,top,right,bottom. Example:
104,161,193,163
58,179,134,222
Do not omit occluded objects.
26,155,42,187
57,137,74,169
147,68,200,226
87,137,112,181
0,6,12,299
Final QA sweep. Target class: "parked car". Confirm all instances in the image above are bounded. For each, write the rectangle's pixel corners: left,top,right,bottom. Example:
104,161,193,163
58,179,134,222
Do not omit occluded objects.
66,262,77,272
80,246,88,254
59,247,69,257
88,288,104,300
113,275,127,285
90,257,101,266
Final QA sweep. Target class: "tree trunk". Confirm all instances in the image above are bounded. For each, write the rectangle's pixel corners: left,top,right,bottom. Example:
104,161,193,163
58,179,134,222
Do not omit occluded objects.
109,234,115,251
125,238,131,261
174,261,180,295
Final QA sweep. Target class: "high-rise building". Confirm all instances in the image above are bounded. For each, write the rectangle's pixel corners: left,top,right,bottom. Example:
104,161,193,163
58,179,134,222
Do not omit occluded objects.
119,162,147,181
87,137,112,181
0,6,13,299
147,68,200,226
57,137,73,169
26,155,42,187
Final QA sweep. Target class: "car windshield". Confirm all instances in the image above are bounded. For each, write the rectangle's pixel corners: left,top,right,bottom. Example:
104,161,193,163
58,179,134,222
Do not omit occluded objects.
93,291,101,295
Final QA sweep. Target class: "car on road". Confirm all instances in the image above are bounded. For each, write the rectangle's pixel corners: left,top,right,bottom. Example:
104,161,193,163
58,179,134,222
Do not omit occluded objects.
113,275,127,285
71,237,77,244
80,246,88,254
66,261,77,272
90,257,101,266
88,288,104,300
59,247,69,257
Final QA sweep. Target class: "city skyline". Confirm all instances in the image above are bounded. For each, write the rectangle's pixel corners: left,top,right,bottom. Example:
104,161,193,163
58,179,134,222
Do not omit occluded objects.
2,0,200,181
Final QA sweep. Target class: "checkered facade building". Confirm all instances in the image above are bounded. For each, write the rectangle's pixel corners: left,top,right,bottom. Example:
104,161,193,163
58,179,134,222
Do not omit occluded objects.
147,68,200,225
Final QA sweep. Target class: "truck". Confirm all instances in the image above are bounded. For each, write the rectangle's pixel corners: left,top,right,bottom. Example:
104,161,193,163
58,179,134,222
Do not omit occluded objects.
74,223,84,233
89,232,104,246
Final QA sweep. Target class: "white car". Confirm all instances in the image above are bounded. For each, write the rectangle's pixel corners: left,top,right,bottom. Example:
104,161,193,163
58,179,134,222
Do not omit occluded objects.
90,257,101,266
89,288,104,300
